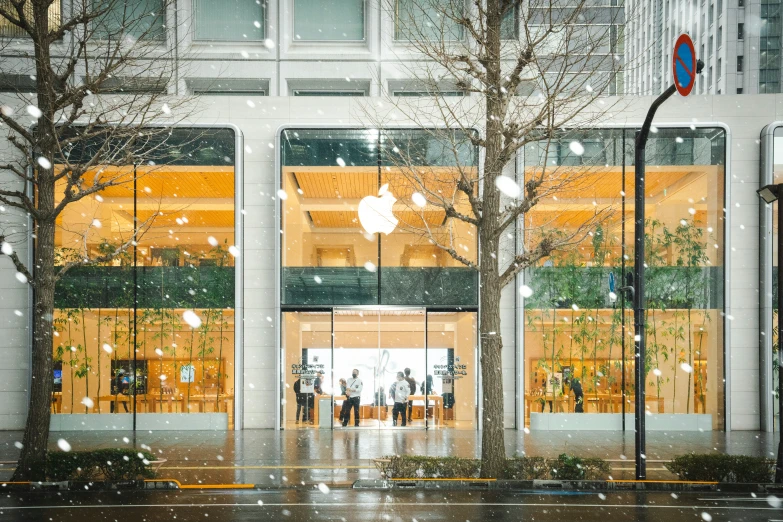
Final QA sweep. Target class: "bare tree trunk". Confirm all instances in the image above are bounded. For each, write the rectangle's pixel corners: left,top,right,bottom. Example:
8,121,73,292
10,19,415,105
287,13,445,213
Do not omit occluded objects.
13,223,56,482
479,256,505,478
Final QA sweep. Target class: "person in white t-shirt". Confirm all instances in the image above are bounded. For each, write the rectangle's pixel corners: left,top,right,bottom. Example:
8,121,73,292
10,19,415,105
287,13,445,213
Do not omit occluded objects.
343,369,363,427
390,372,409,427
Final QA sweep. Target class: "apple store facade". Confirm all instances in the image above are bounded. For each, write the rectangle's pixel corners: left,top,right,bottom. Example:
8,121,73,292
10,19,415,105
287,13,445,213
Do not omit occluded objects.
2,96,780,435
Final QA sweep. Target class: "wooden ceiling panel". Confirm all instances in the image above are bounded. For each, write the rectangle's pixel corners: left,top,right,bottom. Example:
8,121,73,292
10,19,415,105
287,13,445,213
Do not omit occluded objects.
294,170,378,199
138,210,234,228
61,166,235,199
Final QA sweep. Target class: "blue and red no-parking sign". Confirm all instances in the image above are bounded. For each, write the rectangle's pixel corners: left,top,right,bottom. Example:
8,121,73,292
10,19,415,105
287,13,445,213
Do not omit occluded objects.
672,34,697,96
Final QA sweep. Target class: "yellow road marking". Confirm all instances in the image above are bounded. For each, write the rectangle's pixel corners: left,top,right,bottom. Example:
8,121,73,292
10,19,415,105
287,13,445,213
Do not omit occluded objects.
159,465,375,470
609,479,718,484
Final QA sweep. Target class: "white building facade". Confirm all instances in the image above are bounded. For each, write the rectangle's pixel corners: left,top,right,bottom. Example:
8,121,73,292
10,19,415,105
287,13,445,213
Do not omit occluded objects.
0,1,777,434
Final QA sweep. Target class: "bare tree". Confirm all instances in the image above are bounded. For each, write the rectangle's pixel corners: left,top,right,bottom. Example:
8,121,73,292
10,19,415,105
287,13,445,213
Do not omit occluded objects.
0,0,192,481
369,0,626,477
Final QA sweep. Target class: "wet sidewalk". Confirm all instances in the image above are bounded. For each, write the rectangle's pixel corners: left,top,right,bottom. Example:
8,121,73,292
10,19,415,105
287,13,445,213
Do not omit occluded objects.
0,429,777,486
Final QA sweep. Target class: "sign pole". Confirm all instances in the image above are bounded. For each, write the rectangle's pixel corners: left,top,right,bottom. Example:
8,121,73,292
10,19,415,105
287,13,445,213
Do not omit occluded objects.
631,34,703,481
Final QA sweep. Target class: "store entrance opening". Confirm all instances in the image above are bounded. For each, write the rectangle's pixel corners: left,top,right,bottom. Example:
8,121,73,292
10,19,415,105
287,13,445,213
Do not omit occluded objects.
282,308,477,430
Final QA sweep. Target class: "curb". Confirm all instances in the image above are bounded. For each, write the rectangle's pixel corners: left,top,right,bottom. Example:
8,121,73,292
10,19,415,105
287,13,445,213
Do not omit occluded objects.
352,478,783,493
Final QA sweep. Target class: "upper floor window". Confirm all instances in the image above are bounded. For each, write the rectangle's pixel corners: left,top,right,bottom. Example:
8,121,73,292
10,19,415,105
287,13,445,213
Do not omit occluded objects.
738,22,744,40
395,0,464,41
501,4,517,40
294,0,364,41
0,0,60,38
193,0,265,41
92,0,165,40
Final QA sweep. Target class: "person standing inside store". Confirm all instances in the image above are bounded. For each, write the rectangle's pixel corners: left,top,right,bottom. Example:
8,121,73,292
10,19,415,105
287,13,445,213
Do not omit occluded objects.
343,369,363,427
570,377,584,413
293,377,310,424
391,372,410,427
338,378,349,424
404,368,416,421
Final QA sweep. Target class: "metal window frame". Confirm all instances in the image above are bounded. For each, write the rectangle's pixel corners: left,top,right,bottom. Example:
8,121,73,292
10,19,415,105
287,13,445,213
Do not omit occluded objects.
759,123,780,433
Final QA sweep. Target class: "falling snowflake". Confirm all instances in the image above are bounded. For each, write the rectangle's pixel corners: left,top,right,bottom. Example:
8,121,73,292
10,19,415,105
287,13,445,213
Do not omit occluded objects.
495,175,520,198
411,192,427,208
569,141,585,156
1,242,12,255
26,105,42,119
183,310,202,329
519,285,534,298
57,439,71,452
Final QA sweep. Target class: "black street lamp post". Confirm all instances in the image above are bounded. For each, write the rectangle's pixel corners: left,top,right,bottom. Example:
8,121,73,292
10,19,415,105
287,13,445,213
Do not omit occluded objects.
757,183,783,484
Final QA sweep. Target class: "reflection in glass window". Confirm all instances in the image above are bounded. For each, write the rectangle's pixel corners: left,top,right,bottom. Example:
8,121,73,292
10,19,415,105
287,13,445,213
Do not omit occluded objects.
51,128,237,429
193,0,265,41
0,0,60,37
92,0,166,40
522,127,725,429
294,0,364,41
395,0,464,41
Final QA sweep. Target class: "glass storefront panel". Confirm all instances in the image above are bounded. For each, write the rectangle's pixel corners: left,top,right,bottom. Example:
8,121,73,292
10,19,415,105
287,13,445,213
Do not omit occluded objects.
522,127,726,429
280,128,478,307
52,128,237,428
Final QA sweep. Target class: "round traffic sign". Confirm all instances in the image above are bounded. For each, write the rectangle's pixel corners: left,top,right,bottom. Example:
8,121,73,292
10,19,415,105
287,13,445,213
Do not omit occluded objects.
672,34,697,96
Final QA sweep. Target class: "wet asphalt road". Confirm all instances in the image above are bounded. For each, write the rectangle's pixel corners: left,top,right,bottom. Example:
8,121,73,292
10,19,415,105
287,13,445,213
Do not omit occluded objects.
0,489,780,521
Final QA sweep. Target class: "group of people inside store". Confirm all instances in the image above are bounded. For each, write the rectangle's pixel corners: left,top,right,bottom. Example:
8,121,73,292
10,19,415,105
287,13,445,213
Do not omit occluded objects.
293,367,441,427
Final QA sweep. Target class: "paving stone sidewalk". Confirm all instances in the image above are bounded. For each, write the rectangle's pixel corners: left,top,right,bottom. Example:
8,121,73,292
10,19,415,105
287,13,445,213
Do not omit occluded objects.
0,429,776,486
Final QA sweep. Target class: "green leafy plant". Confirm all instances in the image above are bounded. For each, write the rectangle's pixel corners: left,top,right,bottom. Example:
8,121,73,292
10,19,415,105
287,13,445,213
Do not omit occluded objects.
379,454,611,481
665,454,775,483
549,453,611,480
47,448,157,481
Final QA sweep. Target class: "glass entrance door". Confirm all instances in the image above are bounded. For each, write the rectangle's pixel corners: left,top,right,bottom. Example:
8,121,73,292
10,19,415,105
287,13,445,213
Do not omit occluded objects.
281,308,477,430
333,308,427,429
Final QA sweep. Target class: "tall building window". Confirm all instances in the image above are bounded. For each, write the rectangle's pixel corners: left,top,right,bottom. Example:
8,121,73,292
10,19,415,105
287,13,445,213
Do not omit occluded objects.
93,0,165,40
395,0,464,41
709,1,714,26
500,4,518,40
709,35,713,56
193,0,265,41
760,0,781,94
738,22,744,40
717,57,722,80
0,0,60,37
718,26,722,48
294,0,364,41
737,55,744,72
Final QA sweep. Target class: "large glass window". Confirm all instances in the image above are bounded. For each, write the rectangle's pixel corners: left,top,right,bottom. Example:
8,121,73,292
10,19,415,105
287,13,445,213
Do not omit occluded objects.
522,127,726,430
280,128,478,307
92,0,165,40
51,128,237,429
193,0,265,41
294,0,364,41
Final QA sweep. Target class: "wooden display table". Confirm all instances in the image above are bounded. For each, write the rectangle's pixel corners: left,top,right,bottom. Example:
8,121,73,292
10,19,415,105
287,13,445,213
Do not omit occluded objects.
409,395,443,425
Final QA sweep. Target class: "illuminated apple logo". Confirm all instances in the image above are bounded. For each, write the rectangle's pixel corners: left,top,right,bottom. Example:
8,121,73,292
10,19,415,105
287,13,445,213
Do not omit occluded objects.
358,183,398,235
